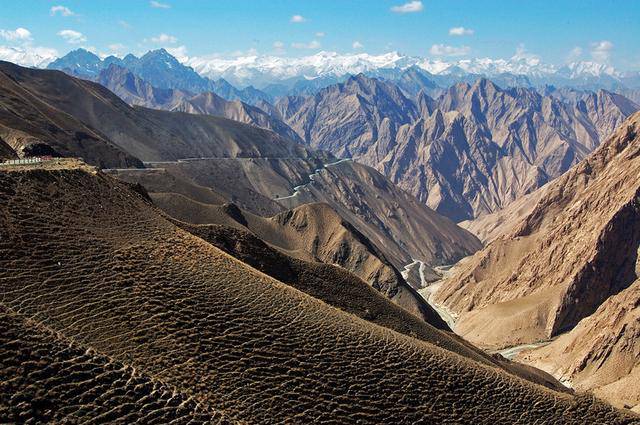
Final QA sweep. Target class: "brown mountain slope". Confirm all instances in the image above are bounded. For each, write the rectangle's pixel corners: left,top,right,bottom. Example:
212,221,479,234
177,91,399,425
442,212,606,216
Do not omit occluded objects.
0,137,16,160
434,111,640,350
459,187,548,243
114,157,481,288
174,218,569,391
0,166,637,423
0,61,142,167
97,64,303,144
0,61,323,163
151,193,439,324
277,159,483,282
519,276,640,412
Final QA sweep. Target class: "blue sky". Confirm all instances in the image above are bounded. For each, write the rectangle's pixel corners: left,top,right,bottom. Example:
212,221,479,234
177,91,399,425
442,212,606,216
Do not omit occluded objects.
1,0,639,70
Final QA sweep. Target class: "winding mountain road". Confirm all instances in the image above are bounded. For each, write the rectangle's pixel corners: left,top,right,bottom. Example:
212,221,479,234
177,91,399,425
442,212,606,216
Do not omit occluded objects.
275,158,352,200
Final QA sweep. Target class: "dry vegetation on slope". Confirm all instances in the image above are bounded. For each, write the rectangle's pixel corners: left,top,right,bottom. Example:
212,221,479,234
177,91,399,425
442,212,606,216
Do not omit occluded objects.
1,167,637,423
435,112,640,350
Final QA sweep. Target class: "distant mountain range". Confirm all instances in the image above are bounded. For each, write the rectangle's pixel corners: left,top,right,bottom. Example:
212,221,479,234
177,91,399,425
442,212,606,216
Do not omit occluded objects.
185,50,640,92
47,48,273,105
48,49,640,102
276,74,639,221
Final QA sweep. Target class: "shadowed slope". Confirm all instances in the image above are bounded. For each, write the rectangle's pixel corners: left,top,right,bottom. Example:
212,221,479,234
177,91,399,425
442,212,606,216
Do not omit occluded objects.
0,167,636,423
0,61,142,168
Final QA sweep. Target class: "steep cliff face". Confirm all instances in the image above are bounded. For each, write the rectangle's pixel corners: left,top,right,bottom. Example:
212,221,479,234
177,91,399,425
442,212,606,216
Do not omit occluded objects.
434,112,640,350
280,76,638,221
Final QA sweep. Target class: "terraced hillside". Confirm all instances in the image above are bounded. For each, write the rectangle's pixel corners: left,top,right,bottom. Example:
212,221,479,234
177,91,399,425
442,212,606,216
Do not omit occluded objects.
0,164,637,423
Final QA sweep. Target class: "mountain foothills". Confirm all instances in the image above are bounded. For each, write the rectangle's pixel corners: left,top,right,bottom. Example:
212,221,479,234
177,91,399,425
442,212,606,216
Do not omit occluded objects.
434,111,640,411
1,45,640,422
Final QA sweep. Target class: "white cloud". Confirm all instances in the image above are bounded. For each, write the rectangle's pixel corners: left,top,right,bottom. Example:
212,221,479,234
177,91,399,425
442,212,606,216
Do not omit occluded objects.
230,47,258,57
290,15,307,23
50,5,76,17
590,40,613,63
0,27,32,41
166,45,188,62
391,1,423,13
150,1,170,9
119,20,132,29
566,46,583,63
150,33,177,44
291,40,321,49
0,45,58,67
57,29,86,44
108,43,126,52
273,41,285,54
429,44,470,57
352,41,364,49
315,32,325,37
511,43,541,64
449,27,474,36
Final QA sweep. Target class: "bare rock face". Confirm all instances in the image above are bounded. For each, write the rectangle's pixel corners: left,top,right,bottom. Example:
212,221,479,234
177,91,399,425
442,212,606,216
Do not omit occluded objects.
276,74,419,157
279,75,638,221
434,112,640,352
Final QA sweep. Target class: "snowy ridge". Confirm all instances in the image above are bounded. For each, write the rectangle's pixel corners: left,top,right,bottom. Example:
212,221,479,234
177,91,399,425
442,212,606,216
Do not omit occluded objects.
185,49,625,87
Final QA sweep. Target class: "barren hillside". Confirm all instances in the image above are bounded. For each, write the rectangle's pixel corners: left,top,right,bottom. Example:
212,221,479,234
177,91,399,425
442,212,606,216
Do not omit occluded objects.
151,194,438,323
0,166,636,423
